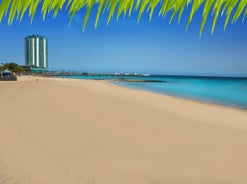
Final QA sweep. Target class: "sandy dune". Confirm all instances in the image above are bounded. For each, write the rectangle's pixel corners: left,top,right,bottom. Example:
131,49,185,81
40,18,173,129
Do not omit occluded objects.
0,76,247,184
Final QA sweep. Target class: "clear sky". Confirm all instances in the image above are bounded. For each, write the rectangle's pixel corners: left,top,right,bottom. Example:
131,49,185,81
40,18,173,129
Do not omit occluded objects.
0,4,247,77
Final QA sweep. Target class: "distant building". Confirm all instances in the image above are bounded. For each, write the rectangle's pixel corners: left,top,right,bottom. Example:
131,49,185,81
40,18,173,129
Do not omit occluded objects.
0,69,17,81
24,35,48,73
1,69,12,77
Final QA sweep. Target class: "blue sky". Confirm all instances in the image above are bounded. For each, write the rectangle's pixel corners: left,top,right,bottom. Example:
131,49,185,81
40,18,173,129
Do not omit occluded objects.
0,4,247,77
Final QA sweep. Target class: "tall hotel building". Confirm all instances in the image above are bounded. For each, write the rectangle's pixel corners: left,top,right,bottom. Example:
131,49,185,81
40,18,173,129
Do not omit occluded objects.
25,35,48,69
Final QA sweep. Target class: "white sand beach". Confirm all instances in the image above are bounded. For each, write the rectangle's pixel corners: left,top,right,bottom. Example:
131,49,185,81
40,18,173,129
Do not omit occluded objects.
0,76,247,184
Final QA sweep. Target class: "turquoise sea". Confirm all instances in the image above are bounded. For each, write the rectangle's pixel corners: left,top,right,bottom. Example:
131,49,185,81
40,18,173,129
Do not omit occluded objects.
62,75,247,110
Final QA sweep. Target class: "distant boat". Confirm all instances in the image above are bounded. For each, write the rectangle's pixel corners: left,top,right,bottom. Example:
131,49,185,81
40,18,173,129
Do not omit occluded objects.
142,74,150,77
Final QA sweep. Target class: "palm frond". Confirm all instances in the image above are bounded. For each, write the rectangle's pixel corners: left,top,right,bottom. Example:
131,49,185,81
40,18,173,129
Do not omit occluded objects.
0,0,246,35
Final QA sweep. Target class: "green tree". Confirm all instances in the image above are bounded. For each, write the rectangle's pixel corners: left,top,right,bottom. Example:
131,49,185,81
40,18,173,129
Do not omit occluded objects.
0,65,4,71
3,62,24,73
4,63,18,72
0,0,246,35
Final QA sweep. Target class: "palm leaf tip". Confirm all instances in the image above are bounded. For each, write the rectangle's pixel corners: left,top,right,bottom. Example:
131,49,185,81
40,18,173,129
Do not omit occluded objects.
0,0,246,35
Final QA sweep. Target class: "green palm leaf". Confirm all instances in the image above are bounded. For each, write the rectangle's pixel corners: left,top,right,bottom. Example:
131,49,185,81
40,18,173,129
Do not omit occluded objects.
0,0,246,35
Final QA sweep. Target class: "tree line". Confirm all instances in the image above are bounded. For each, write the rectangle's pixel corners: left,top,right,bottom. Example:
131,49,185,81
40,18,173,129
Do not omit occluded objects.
0,63,24,73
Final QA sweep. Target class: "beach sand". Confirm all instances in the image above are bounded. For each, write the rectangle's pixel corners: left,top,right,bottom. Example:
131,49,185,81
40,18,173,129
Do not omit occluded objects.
0,76,247,184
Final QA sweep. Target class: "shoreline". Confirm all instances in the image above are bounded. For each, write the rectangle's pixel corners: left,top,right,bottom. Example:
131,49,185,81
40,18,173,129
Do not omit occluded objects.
53,76,247,112
1,76,247,184
110,81,247,112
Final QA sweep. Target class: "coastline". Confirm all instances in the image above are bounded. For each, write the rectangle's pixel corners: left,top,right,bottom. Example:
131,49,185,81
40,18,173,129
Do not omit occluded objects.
110,80,247,112
1,76,247,184
59,75,247,110
59,75,247,111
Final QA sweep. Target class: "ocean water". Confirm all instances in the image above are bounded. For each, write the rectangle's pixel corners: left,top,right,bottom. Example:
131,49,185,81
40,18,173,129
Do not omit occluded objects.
62,75,247,110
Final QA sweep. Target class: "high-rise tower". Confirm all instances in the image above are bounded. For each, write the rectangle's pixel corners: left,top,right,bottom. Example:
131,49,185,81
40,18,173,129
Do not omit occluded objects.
25,35,48,69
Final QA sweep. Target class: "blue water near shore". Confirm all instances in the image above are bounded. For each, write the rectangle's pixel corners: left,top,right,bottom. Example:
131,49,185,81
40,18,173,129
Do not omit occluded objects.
63,75,247,110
